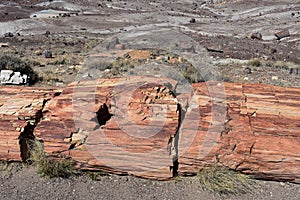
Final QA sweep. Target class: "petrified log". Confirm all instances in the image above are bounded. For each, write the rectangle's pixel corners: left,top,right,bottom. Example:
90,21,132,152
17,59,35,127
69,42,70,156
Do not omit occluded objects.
0,86,60,161
34,77,179,180
0,77,300,183
179,82,300,183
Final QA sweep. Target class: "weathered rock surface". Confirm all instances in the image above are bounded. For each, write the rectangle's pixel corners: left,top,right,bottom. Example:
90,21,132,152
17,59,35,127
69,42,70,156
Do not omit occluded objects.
179,82,300,183
34,77,179,180
0,86,60,161
0,78,300,183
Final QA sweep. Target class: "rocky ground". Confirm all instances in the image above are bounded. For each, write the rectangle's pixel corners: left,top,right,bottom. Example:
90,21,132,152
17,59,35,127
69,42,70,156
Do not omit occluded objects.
1,162,300,200
1,0,300,199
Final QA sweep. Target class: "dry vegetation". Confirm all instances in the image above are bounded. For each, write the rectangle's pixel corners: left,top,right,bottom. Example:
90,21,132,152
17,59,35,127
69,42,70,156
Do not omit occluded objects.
197,165,255,195
28,140,78,178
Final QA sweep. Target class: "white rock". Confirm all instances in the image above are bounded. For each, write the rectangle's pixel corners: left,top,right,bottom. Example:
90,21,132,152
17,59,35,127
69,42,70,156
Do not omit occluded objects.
0,70,28,85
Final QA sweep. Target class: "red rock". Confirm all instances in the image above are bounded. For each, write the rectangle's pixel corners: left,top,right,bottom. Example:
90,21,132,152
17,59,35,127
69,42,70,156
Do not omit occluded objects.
178,82,300,183
34,76,179,180
0,78,300,183
0,86,60,161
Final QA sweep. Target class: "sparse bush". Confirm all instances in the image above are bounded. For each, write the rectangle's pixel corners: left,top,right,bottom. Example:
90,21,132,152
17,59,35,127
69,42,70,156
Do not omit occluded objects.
247,59,262,67
29,140,78,178
39,70,64,83
86,171,108,181
83,57,112,71
84,49,215,83
0,54,39,84
197,165,255,195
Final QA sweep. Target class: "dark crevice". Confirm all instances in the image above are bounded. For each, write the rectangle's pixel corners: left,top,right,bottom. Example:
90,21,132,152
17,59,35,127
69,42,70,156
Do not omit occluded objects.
18,93,60,163
249,142,256,155
169,100,186,177
95,103,112,127
18,123,35,162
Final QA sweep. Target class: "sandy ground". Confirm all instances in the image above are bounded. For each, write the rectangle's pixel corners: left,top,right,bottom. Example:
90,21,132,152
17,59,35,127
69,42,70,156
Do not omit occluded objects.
1,0,300,199
1,163,300,200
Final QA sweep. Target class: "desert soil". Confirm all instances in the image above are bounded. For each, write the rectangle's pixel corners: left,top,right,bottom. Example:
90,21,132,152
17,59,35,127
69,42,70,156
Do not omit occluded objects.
1,0,300,199
1,162,300,200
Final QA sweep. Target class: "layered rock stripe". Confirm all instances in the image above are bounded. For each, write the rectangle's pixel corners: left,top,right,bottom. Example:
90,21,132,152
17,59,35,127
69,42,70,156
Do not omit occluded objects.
0,77,299,182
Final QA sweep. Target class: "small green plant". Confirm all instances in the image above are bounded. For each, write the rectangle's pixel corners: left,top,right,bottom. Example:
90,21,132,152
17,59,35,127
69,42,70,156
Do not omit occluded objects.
174,175,183,183
86,171,108,181
29,140,78,178
0,161,23,174
197,165,255,195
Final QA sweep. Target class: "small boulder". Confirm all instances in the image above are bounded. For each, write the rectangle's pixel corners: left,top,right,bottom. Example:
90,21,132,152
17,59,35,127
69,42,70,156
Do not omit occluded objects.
190,18,196,23
250,32,262,40
45,31,50,37
290,68,299,75
44,50,52,58
4,32,14,38
275,29,290,40
244,67,252,74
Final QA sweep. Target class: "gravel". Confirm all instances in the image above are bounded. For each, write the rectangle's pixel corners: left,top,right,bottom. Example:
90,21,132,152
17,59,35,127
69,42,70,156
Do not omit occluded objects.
1,164,300,200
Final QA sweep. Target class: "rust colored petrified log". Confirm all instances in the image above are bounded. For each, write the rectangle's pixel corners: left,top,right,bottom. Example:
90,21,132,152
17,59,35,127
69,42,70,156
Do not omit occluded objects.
34,77,179,180
0,77,300,183
0,86,60,161
178,82,300,183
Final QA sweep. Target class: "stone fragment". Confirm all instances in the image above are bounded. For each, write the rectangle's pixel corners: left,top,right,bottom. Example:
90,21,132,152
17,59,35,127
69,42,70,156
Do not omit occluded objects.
4,32,14,37
44,50,52,58
275,29,290,40
0,70,28,85
250,32,262,40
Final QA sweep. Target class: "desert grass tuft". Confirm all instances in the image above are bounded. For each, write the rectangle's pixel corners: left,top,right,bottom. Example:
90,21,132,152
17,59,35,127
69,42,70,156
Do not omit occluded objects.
86,171,109,181
197,165,255,195
29,140,78,178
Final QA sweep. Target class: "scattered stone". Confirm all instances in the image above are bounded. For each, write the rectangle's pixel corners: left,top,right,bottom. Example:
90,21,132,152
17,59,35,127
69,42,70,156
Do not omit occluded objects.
4,32,14,38
0,43,9,48
45,31,50,37
250,32,262,40
275,29,290,40
270,48,277,54
290,68,299,75
206,46,224,53
189,18,196,23
244,67,252,74
43,50,52,58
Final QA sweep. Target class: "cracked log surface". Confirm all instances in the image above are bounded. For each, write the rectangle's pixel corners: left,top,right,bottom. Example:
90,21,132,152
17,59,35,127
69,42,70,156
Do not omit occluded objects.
34,77,179,180
0,78,300,182
0,87,60,161
179,82,300,183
